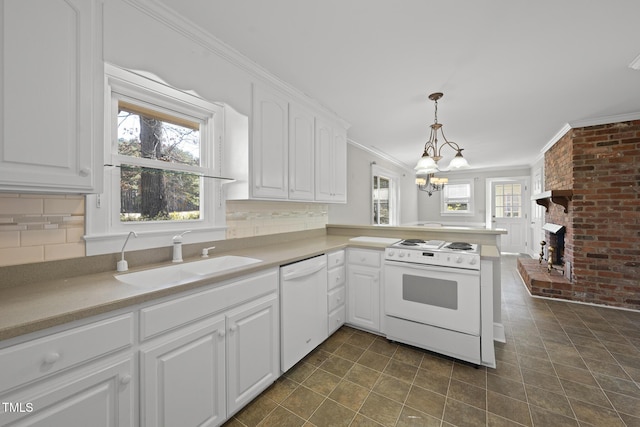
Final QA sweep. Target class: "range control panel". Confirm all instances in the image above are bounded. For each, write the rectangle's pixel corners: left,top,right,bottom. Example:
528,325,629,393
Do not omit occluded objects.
384,248,480,270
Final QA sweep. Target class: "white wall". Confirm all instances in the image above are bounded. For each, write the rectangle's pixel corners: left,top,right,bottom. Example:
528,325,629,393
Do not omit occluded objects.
328,143,418,225
418,167,531,226
105,1,256,119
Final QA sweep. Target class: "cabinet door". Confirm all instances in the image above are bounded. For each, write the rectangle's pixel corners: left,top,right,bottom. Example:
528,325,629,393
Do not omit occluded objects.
347,267,380,332
0,357,134,427
0,0,102,193
251,84,288,199
314,117,334,201
288,103,315,200
331,126,348,202
141,317,226,427
315,119,347,203
226,294,279,416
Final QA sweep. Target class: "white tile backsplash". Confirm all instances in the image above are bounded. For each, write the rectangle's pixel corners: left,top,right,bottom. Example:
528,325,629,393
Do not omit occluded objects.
0,193,86,266
226,200,328,239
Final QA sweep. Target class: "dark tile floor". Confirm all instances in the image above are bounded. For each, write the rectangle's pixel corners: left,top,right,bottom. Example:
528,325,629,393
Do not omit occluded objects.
224,255,640,426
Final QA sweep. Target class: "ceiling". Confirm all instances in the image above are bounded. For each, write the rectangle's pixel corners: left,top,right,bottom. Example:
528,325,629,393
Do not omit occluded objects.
156,0,640,171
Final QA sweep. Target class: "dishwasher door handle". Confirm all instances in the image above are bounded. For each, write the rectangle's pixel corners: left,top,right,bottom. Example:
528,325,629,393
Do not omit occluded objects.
281,262,326,281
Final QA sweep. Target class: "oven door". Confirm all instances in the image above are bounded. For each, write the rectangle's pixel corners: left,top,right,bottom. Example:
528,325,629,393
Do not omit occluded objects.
384,261,480,336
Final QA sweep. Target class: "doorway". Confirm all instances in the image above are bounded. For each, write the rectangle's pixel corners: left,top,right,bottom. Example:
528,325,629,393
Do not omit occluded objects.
487,178,529,253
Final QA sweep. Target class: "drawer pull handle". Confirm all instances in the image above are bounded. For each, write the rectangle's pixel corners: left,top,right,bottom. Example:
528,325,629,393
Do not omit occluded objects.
119,374,132,386
218,330,226,338
44,352,60,364
229,325,237,333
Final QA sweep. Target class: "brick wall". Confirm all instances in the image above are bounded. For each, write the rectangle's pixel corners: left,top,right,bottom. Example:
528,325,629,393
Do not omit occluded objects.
544,131,574,274
544,120,640,309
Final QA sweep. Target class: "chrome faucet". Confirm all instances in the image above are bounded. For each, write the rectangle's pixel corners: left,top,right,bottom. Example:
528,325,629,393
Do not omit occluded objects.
117,231,138,272
172,230,191,262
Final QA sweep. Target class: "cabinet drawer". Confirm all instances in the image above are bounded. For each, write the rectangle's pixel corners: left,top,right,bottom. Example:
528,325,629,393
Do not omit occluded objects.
328,286,346,312
348,249,381,268
140,269,278,341
327,265,345,290
328,306,346,335
327,250,345,268
0,313,133,393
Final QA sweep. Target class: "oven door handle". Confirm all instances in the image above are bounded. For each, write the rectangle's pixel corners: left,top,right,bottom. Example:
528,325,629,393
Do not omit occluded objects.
384,260,480,275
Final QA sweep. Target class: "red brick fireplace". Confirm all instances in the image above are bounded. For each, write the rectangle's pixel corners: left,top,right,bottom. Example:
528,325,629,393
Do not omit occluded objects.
519,119,640,310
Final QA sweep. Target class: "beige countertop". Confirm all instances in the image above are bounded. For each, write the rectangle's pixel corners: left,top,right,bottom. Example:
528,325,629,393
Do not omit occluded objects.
0,233,499,342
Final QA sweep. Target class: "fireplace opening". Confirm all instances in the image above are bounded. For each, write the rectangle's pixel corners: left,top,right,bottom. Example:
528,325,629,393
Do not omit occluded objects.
542,223,565,265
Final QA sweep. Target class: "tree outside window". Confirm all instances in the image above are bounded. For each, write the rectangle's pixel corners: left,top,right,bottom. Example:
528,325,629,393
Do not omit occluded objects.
117,102,202,222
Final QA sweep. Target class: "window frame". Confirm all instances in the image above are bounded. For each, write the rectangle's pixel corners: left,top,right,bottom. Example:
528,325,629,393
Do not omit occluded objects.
85,64,226,256
371,164,400,225
440,179,474,216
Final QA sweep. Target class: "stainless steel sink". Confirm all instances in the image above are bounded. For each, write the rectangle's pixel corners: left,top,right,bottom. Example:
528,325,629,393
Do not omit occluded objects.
114,256,262,287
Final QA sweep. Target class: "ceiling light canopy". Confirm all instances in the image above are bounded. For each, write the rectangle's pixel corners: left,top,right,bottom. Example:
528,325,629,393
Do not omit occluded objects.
414,92,470,174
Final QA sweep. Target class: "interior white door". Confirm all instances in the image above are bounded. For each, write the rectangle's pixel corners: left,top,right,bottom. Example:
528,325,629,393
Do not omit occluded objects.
491,179,529,253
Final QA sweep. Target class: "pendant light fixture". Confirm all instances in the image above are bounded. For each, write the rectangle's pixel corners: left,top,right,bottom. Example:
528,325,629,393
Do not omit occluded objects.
414,92,470,175
416,174,448,196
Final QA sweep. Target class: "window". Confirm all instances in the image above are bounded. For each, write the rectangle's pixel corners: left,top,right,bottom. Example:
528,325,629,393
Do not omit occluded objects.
442,180,473,215
494,183,522,218
85,65,226,255
372,165,399,225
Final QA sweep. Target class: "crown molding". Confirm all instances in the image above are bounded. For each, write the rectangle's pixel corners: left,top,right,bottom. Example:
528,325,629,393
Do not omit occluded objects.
541,111,640,155
568,111,640,129
347,138,414,172
121,0,349,128
541,123,572,154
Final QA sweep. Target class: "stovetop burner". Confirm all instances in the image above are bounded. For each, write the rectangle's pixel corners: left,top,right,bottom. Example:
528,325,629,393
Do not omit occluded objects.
400,239,426,246
446,242,474,251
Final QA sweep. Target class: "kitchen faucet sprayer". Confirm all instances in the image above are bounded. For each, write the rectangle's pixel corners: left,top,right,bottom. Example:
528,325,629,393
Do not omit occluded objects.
117,231,138,272
172,230,191,263
201,246,216,258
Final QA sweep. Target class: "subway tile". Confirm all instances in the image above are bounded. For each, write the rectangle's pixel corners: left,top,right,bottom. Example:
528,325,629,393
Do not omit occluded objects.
44,198,84,215
44,242,85,261
20,229,66,247
0,231,20,248
65,227,85,243
0,246,43,266
0,197,43,215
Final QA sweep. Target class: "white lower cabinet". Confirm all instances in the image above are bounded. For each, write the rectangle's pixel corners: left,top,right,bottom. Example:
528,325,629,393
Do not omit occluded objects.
226,294,279,415
0,313,135,427
139,269,280,426
0,356,134,427
347,249,382,332
141,317,227,427
327,250,346,334
1,268,283,427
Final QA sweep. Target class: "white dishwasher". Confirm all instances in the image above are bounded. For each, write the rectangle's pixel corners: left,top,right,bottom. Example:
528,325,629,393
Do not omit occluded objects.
280,254,328,372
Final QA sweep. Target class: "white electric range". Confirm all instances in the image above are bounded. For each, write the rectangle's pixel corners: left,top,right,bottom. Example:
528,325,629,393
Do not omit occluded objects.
383,238,492,367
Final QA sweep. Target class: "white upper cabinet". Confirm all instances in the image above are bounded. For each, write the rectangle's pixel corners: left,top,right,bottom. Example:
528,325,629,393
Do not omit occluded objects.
0,0,103,193
227,82,348,203
288,103,315,201
251,84,289,199
315,118,347,203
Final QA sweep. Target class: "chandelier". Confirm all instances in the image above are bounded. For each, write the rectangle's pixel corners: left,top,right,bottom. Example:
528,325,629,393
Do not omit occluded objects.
414,92,469,176
416,174,448,196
